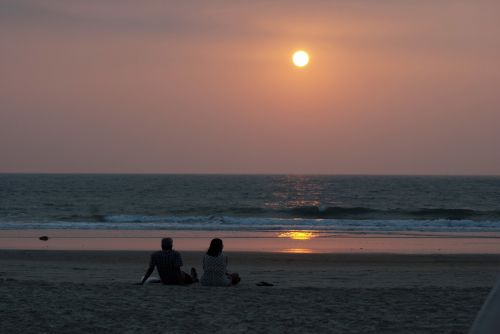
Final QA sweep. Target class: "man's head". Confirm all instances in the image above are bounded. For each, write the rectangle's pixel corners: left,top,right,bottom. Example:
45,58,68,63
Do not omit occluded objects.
161,237,173,250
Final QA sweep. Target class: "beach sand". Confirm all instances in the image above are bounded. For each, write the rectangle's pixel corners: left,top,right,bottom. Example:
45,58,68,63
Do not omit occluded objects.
1,250,499,333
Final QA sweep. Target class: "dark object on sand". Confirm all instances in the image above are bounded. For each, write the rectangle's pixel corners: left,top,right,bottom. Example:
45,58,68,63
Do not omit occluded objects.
39,236,49,241
256,281,274,287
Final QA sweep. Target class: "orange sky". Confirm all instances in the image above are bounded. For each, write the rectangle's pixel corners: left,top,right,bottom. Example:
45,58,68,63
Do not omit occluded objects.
1,1,499,174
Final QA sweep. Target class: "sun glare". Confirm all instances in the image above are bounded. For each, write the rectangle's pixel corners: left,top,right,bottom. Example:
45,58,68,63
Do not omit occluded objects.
292,50,309,67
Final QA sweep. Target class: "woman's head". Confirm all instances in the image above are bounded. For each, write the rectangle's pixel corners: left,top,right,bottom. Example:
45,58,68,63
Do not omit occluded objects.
207,238,223,256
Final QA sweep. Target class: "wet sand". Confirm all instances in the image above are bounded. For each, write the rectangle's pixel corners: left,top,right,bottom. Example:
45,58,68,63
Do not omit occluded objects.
2,229,500,254
1,250,499,333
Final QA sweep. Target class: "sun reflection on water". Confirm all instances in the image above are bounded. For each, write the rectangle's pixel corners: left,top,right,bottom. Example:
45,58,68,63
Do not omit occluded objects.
278,231,317,240
283,248,314,254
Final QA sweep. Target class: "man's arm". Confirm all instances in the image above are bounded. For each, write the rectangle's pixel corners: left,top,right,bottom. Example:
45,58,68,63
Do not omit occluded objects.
141,265,155,284
141,264,155,284
175,252,184,284
175,265,185,284
141,255,156,284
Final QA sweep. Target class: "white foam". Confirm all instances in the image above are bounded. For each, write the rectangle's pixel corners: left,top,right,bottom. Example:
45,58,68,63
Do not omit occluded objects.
1,216,500,233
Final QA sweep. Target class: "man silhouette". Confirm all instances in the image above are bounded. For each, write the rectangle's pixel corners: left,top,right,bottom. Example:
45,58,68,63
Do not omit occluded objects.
141,238,198,285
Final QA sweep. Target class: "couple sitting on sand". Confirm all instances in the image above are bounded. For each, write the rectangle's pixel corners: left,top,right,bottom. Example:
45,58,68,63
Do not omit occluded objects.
140,237,240,286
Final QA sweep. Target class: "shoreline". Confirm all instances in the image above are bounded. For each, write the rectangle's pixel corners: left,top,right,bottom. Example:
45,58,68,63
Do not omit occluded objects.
2,229,500,254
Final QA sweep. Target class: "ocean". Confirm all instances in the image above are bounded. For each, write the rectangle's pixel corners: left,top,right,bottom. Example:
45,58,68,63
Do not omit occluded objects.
1,174,500,233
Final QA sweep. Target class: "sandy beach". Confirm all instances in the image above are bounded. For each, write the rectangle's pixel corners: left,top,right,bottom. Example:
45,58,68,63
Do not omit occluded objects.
1,250,499,333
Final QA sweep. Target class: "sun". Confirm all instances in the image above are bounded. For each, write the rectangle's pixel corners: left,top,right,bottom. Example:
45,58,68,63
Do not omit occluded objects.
292,50,309,67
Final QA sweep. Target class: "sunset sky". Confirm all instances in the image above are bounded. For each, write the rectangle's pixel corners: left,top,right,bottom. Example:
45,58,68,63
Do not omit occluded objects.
1,0,499,174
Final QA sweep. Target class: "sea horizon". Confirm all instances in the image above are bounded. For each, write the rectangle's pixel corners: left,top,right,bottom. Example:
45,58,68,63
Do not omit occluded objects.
2,172,500,176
